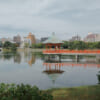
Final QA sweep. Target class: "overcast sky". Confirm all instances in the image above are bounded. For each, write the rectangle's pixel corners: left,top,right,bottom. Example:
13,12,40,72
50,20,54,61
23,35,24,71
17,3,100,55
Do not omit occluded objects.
0,0,100,40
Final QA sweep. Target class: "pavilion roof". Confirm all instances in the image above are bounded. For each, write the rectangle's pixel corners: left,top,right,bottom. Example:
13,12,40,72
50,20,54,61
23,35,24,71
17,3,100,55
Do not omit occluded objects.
43,34,63,44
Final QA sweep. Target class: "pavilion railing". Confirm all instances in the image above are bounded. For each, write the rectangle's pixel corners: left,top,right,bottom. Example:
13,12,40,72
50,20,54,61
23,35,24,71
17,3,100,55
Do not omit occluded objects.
43,49,100,54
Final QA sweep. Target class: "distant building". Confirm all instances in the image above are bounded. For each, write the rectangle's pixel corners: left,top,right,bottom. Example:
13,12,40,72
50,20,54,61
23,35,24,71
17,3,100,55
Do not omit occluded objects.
41,37,48,42
84,32,100,42
22,32,36,47
0,38,13,44
69,35,81,41
36,39,41,44
24,37,32,47
27,32,36,44
13,35,21,44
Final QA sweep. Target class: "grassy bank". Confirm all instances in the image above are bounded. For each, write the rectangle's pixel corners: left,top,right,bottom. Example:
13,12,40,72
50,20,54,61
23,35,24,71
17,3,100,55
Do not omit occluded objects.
47,85,100,100
0,83,100,100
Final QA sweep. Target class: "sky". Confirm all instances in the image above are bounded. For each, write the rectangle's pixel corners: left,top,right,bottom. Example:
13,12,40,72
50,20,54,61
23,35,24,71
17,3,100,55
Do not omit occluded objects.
0,0,100,40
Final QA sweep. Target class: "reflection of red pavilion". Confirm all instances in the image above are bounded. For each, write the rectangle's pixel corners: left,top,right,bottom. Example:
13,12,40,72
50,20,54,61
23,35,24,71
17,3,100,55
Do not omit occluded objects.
43,62,100,68
43,62,64,84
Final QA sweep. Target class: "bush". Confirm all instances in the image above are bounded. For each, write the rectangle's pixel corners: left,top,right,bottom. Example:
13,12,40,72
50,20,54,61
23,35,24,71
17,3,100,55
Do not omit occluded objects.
0,83,53,100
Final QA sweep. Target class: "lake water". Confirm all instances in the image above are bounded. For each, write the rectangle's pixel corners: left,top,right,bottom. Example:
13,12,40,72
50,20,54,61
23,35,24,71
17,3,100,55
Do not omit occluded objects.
0,51,100,90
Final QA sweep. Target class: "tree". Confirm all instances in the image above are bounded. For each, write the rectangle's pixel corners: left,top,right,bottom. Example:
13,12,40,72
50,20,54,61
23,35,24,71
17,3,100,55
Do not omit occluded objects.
3,41,17,52
0,41,2,47
24,43,30,48
62,41,87,50
3,41,12,49
32,43,44,49
11,44,17,51
62,41,68,49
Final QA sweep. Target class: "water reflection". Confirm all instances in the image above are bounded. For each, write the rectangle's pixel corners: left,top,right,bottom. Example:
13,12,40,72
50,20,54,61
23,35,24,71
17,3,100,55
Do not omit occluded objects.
0,53,14,60
43,62,64,84
0,52,36,66
28,56,35,66
0,52,100,89
97,71,100,84
43,59,100,85
14,53,21,64
43,62,100,68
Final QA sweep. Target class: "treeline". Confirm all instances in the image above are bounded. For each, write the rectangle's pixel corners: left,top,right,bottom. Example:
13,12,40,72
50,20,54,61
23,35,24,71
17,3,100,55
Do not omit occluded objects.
24,43,45,49
1,40,100,50
30,41,100,50
62,41,100,50
0,83,53,100
31,43,45,48
1,41,17,52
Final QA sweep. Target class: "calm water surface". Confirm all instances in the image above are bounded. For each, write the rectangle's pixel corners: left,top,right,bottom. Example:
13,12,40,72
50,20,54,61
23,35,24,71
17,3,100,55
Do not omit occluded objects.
0,51,100,89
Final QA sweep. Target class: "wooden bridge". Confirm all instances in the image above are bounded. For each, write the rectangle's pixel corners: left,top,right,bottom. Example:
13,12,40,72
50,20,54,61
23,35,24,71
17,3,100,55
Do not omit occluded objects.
43,50,100,55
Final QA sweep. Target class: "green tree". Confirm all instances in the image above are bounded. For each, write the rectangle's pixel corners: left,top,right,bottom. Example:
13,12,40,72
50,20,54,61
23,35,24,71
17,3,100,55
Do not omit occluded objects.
0,83,53,100
3,41,17,52
3,41,12,49
62,41,69,49
11,44,17,51
24,43,30,48
32,43,44,49
0,41,2,47
63,41,87,50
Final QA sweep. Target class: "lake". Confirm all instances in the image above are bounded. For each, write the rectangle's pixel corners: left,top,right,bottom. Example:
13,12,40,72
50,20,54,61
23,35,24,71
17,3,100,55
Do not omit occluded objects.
0,51,100,90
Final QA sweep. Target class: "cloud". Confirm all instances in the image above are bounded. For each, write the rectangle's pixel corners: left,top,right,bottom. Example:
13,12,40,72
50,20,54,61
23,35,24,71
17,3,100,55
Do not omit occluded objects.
0,0,100,40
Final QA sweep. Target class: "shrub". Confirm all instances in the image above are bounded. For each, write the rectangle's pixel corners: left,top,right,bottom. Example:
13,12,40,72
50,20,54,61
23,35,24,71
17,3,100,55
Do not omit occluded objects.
0,83,53,100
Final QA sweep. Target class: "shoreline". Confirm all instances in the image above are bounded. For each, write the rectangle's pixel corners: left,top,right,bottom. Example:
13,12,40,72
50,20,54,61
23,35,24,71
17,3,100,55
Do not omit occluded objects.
17,48,44,52
0,83,99,100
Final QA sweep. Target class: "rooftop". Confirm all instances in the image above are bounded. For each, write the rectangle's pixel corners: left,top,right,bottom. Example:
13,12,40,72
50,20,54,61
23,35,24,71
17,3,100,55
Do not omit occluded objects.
43,33,63,44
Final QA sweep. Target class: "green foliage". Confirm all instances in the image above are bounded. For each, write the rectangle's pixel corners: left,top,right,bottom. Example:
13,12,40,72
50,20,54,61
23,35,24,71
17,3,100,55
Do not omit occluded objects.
24,43,30,48
87,42,100,49
11,44,17,51
62,41,100,50
0,41,2,47
3,41,12,49
26,41,100,50
68,41,87,50
0,83,53,100
62,41,69,49
32,43,44,49
3,41,17,52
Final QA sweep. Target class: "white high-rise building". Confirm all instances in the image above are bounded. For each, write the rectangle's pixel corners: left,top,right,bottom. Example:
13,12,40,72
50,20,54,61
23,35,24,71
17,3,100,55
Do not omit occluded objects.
84,32,100,42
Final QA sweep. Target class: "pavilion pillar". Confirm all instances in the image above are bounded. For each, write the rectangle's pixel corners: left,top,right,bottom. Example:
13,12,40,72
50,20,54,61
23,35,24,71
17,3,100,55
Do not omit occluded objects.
49,45,50,49
56,45,58,49
45,44,48,49
54,45,56,50
58,45,60,49
48,45,50,49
